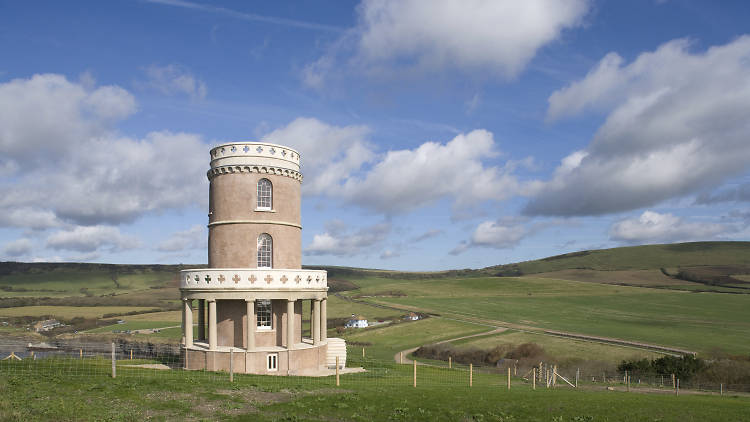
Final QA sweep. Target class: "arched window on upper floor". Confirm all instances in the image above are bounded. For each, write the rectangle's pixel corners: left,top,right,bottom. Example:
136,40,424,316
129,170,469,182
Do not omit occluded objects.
257,178,272,210
257,233,272,268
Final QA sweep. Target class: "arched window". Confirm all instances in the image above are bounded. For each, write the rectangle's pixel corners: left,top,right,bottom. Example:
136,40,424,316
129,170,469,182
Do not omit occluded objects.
257,178,272,210
257,233,272,268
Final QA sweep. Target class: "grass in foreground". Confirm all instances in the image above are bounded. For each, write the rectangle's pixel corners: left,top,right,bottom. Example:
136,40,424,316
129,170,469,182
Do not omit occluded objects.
0,357,748,421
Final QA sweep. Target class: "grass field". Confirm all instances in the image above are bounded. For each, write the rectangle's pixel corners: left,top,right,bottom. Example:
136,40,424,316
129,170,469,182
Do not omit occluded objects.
344,276,750,355
0,265,178,297
340,317,489,361
449,329,662,364
0,306,160,319
0,357,748,421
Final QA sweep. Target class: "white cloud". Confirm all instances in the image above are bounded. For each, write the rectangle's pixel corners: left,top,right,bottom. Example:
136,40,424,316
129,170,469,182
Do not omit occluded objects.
411,229,443,242
263,117,375,196
305,220,391,257
379,249,399,259
470,220,528,249
157,225,205,252
0,74,208,228
141,64,207,100
305,0,590,87
2,238,33,257
266,119,526,215
46,225,140,253
609,211,730,244
527,37,750,216
340,130,523,214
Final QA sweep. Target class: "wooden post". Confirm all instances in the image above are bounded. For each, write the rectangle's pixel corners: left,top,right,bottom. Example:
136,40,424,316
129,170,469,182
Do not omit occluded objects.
532,368,536,390
469,363,473,387
362,347,365,358
624,370,628,385
449,356,452,368
413,359,417,387
603,372,606,383
400,352,403,364
514,363,517,376
130,349,133,360
575,368,579,388
672,373,675,389
30,351,34,359
626,374,630,392
80,348,83,359
720,383,723,396
229,349,234,383
553,365,557,387
676,378,679,396
661,375,664,387
336,356,340,386
111,342,116,379
507,367,511,390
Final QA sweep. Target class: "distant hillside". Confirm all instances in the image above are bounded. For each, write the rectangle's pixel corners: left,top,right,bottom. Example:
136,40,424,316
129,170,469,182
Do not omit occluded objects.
484,241,750,275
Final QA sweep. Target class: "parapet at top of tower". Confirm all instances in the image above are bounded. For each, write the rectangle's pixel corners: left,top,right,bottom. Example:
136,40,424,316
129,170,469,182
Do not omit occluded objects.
209,142,300,172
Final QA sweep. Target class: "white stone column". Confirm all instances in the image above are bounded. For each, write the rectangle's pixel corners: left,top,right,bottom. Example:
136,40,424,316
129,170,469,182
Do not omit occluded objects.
198,300,205,341
183,299,193,348
320,298,327,342
286,299,295,350
208,299,217,350
313,299,321,345
245,299,255,351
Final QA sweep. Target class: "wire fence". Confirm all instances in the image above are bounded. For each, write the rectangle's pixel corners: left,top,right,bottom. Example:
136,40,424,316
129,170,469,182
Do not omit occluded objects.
0,340,747,396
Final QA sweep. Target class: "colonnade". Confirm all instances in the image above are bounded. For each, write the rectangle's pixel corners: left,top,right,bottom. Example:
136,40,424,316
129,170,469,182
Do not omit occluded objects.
182,298,328,350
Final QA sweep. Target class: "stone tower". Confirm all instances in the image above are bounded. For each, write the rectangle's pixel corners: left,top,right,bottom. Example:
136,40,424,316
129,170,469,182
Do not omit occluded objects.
180,142,331,375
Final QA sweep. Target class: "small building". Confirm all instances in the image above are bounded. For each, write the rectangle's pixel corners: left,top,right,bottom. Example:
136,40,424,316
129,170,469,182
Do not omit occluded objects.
33,319,62,332
345,314,368,328
405,312,420,321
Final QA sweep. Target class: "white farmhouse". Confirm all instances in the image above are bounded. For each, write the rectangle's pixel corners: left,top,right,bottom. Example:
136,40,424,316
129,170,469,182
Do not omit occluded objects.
345,314,368,328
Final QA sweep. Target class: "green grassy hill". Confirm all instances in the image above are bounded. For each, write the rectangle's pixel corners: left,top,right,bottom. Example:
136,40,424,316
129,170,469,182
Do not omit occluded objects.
484,241,750,275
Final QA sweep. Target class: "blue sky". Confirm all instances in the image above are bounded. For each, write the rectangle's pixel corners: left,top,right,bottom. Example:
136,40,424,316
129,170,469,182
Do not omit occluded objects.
1,0,749,270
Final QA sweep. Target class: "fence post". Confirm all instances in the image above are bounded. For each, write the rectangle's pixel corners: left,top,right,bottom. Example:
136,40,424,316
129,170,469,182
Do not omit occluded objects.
553,365,557,387
111,343,116,379
626,374,630,392
671,373,675,389
469,363,473,387
575,368,579,388
507,367,511,390
336,356,340,386
676,378,679,396
362,347,365,358
532,368,536,390
720,383,723,396
514,363,517,376
603,372,606,383
229,349,234,383
130,349,133,360
399,352,403,364
449,356,452,368
80,348,83,359
413,359,417,388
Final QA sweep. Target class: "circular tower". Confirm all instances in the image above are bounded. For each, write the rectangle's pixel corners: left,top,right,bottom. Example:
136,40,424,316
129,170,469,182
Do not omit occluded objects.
180,142,333,375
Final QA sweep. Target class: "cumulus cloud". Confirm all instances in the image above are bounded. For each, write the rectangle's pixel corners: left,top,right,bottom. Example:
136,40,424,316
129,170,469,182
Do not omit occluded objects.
0,74,208,228
157,225,205,252
2,238,33,257
305,220,391,257
526,37,750,216
266,119,526,215
262,117,375,196
305,0,590,87
46,225,140,253
609,211,731,244
340,130,524,213
450,218,530,255
141,64,207,100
